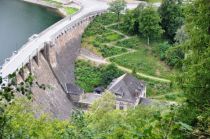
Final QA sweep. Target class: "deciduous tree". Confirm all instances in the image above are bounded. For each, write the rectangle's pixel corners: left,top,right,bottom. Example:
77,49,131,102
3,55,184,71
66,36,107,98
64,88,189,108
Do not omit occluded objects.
177,0,210,137
139,6,163,45
109,0,126,26
159,0,184,43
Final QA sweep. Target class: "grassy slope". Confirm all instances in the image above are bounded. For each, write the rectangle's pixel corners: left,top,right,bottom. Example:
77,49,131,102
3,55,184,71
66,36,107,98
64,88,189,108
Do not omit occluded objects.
110,37,173,79
79,13,183,102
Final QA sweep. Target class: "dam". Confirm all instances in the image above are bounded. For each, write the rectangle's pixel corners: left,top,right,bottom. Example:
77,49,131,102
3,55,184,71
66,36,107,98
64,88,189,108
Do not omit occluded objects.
0,0,139,119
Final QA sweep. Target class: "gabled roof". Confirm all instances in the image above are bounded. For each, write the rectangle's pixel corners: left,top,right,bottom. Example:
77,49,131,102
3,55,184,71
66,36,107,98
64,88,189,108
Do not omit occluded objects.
107,74,146,103
65,83,84,95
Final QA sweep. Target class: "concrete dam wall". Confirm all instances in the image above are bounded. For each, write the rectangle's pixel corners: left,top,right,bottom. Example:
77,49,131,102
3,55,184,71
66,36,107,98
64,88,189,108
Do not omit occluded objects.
0,9,106,119
29,18,91,119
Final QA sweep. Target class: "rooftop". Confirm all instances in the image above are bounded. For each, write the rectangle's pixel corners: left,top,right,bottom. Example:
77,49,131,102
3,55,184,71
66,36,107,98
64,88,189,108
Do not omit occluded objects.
107,73,146,103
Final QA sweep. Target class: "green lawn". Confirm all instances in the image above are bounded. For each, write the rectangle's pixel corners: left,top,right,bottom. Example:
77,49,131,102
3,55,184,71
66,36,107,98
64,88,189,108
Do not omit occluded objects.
115,37,146,49
95,32,124,44
64,7,78,15
110,37,172,78
108,23,129,34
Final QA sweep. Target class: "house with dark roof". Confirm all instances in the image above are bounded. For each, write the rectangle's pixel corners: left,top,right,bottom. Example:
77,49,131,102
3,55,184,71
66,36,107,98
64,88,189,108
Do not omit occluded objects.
107,74,146,110
78,74,147,110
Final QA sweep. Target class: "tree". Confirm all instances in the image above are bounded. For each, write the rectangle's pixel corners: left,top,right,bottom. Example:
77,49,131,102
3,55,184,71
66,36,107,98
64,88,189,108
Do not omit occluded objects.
174,26,188,44
109,0,126,26
88,91,116,119
176,0,210,138
139,6,163,45
1,98,76,139
157,42,171,60
70,110,93,138
159,0,184,43
165,45,184,68
123,3,146,34
100,64,123,86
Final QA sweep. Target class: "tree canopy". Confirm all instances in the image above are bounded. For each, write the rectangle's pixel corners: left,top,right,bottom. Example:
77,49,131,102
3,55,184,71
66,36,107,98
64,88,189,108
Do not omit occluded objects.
176,0,210,137
159,0,184,43
109,0,126,23
139,6,163,45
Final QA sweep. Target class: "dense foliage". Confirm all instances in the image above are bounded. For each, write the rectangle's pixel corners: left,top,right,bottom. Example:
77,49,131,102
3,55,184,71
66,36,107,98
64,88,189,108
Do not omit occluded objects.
176,0,210,137
158,0,184,43
123,5,163,45
123,3,146,34
138,6,163,45
75,60,123,92
108,0,126,24
0,91,181,139
122,3,185,68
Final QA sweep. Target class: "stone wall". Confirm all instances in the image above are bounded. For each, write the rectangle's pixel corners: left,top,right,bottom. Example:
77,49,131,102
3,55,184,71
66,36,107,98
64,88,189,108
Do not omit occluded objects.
31,54,74,119
52,21,90,87
30,15,93,119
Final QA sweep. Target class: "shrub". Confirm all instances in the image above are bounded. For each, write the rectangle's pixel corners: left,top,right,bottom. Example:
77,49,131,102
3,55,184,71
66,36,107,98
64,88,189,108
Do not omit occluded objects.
75,60,102,92
94,13,119,25
116,37,145,49
165,46,184,68
100,64,123,86
83,22,108,37
95,32,124,44
95,44,128,57
155,42,171,60
75,61,123,92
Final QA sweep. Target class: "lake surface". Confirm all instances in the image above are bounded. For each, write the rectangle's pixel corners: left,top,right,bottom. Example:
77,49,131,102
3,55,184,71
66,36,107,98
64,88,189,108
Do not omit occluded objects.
0,0,62,64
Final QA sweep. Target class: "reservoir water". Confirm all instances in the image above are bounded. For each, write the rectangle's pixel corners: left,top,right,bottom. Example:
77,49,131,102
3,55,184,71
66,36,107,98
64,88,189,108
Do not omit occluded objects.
0,0,62,64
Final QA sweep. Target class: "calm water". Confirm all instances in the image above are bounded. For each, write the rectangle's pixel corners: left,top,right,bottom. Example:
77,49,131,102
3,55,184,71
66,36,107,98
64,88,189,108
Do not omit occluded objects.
0,0,62,64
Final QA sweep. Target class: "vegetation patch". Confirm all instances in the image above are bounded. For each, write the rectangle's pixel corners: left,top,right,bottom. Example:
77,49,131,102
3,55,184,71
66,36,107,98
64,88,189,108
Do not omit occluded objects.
136,75,184,102
44,0,62,7
81,37,102,56
93,13,121,26
110,47,172,79
116,36,145,49
64,7,78,15
83,22,109,37
108,23,128,34
75,60,123,92
94,44,128,58
95,32,124,44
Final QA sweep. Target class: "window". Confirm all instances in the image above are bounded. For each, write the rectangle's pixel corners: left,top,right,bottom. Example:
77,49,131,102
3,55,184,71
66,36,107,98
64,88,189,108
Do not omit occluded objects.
119,105,124,110
119,102,124,110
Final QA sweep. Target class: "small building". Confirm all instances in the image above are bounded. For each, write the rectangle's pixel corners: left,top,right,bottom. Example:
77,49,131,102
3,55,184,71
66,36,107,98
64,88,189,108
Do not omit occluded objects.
107,74,146,110
77,74,147,110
